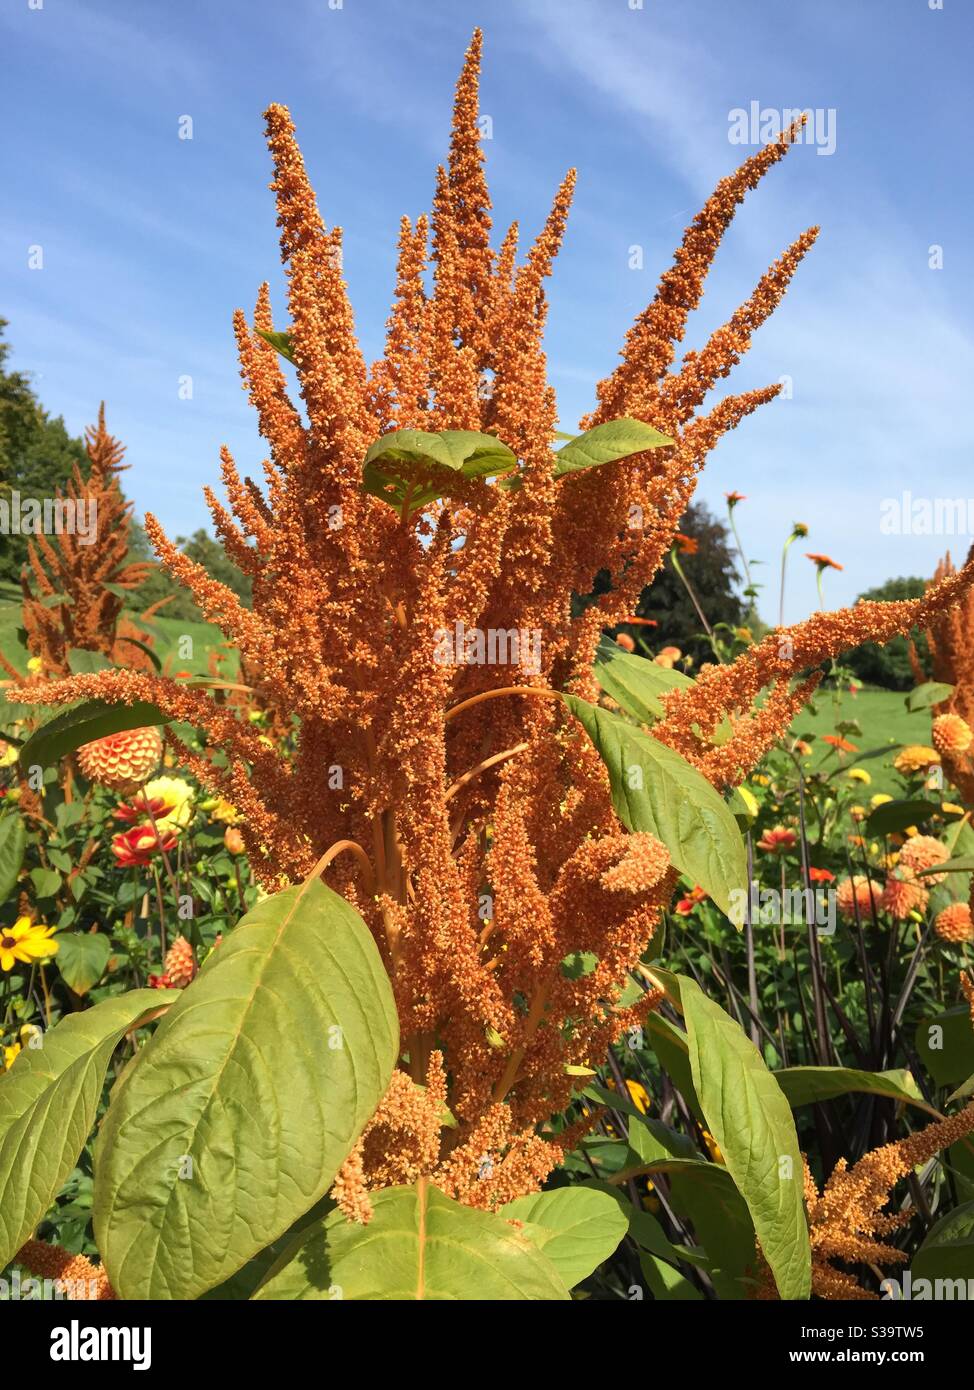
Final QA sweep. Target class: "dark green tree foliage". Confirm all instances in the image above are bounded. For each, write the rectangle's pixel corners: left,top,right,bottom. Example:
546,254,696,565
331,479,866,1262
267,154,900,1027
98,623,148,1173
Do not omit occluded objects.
577,501,744,668
844,576,929,690
0,319,87,583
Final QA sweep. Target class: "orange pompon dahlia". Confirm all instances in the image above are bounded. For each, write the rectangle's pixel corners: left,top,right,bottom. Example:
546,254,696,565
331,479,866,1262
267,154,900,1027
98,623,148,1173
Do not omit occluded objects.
934,902,974,944
835,874,880,921
893,745,940,776
898,834,949,884
163,936,196,988
932,711,973,756
77,726,162,792
881,869,929,921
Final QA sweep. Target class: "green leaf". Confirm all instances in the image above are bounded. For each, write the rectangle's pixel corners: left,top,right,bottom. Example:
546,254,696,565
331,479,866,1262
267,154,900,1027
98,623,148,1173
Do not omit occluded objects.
55,931,113,996
0,989,177,1270
18,699,168,773
29,866,61,899
363,429,517,514
0,813,26,903
39,591,69,609
865,798,938,836
639,1251,704,1299
498,1187,627,1288
681,976,810,1300
563,695,747,919
773,1065,939,1117
66,648,111,676
916,1006,974,1087
560,950,598,980
911,1201,974,1283
255,327,295,363
254,1181,570,1300
665,1160,758,1298
552,419,673,478
93,877,399,1300
906,682,954,713
594,638,694,724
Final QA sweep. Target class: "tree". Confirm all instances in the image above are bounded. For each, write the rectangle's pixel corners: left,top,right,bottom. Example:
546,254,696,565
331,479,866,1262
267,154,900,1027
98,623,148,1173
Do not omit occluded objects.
844,576,929,690
577,501,745,668
0,318,87,584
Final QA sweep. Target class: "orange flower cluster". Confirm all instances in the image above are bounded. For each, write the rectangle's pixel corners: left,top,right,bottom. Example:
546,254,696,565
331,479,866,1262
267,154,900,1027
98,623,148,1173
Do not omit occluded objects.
16,1238,115,1299
916,548,974,801
3,407,157,684
12,33,974,1207
803,1101,974,1299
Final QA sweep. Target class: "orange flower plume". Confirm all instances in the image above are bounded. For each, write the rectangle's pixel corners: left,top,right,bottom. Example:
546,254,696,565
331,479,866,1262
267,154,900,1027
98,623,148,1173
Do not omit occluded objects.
11,32,974,1208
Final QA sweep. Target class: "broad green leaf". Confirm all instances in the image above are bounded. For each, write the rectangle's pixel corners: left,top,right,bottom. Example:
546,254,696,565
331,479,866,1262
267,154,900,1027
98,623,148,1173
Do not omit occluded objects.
255,327,295,363
29,866,61,900
552,419,673,478
594,638,694,724
0,813,26,902
39,591,69,609
916,1006,974,1087
865,798,937,837
563,696,747,919
774,1065,939,1116
911,1201,974,1283
363,429,516,514
18,699,168,773
0,989,177,1270
639,1251,704,1299
498,1187,627,1288
93,878,399,1300
681,976,810,1300
561,949,598,980
66,648,111,676
584,1179,710,1270
55,931,113,996
643,1011,706,1125
906,682,954,713
666,1159,758,1298
254,1181,570,1300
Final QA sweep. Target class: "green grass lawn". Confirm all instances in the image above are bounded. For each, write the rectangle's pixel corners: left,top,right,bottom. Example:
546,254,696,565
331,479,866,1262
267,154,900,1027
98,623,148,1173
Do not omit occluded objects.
0,583,237,684
788,686,930,798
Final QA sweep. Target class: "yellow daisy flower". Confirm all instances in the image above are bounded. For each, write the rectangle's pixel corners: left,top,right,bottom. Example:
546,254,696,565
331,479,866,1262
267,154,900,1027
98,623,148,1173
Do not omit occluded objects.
846,767,871,784
0,917,59,972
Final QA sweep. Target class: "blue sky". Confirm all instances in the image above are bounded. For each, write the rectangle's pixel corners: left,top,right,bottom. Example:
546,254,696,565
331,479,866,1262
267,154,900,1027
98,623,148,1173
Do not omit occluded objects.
2,0,971,623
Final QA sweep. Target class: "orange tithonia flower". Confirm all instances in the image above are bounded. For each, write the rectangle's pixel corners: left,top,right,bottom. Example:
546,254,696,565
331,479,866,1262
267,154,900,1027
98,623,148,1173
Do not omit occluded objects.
757,825,797,854
806,552,843,572
934,903,974,944
614,632,635,652
898,834,950,884
932,712,973,756
164,936,196,988
835,874,879,921
77,726,162,792
881,869,929,921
